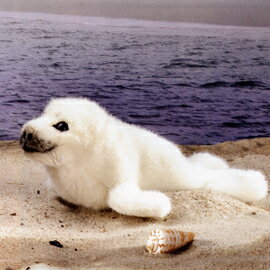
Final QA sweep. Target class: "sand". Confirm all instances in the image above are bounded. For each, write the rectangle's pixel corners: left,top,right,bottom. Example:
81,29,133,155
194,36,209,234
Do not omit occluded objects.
0,138,270,270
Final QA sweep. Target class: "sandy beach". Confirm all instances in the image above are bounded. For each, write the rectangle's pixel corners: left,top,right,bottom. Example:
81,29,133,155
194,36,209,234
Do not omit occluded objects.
0,138,269,270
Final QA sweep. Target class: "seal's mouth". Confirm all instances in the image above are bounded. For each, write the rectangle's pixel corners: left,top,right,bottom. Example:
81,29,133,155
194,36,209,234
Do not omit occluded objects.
23,145,55,153
20,133,56,154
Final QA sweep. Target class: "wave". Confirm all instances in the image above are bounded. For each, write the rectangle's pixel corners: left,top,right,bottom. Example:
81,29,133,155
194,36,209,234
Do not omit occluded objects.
231,80,264,88
153,104,192,110
163,58,217,69
6,99,30,104
200,81,230,88
221,121,268,128
201,80,265,89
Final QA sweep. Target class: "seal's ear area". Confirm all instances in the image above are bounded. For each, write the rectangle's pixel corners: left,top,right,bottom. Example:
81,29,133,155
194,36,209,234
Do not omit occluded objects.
44,97,59,113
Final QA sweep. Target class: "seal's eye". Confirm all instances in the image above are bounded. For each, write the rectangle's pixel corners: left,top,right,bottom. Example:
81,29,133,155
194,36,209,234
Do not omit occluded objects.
53,121,69,132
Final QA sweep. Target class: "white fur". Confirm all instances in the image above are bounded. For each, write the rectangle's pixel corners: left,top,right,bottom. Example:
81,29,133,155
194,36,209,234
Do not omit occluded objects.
21,97,268,218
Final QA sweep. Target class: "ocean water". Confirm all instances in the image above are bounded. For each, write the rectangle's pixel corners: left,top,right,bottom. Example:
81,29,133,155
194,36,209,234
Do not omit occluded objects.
0,12,270,145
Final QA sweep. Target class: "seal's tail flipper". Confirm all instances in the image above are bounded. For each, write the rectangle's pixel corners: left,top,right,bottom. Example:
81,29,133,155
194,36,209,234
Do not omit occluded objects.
187,153,268,202
204,168,268,202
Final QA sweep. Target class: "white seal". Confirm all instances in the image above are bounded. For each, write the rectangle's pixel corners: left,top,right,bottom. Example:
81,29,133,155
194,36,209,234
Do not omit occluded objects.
20,97,268,218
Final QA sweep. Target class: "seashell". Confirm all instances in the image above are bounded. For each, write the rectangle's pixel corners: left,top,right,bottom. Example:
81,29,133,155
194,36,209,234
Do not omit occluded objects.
146,229,195,254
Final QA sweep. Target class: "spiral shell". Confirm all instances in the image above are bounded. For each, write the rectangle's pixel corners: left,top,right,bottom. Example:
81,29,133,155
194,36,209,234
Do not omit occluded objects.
146,229,195,254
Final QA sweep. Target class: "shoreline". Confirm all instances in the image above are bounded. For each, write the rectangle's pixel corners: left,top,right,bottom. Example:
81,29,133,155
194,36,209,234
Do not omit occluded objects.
0,0,270,27
0,9,270,29
1,137,270,155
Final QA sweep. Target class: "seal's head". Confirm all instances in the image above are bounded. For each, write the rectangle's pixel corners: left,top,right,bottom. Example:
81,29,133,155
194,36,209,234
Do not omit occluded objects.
20,97,108,167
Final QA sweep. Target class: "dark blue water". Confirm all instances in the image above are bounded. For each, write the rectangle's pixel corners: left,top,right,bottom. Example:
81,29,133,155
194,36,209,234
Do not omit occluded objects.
0,12,270,144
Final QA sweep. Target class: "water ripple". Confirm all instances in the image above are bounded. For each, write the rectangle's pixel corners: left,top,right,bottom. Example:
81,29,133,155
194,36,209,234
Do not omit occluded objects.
0,15,269,144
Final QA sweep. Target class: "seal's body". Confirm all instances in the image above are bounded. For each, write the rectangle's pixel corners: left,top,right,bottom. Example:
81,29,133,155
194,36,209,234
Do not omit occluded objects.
20,98,268,218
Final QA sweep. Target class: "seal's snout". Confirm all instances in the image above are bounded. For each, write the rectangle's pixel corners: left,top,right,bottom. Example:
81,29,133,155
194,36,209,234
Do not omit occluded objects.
20,126,56,153
21,130,33,142
20,127,38,153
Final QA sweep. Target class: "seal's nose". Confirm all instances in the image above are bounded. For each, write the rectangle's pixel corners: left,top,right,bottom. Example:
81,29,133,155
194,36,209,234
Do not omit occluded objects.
26,132,33,141
20,127,37,152
20,128,33,142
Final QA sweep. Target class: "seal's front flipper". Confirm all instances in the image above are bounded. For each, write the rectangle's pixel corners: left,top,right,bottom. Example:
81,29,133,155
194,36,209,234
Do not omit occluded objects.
108,182,171,218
